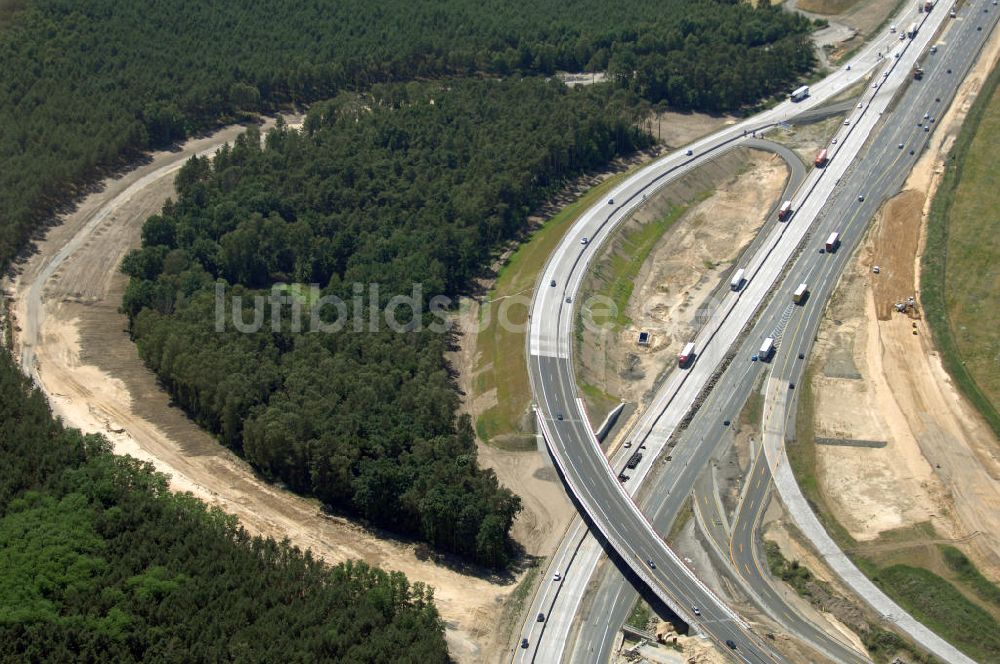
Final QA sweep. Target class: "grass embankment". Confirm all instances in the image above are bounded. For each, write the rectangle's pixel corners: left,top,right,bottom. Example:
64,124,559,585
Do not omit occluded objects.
789,366,1000,661
922,58,1000,438
474,172,630,445
585,202,691,330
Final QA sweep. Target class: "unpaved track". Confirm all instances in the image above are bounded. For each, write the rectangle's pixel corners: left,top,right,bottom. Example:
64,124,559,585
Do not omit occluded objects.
6,120,509,662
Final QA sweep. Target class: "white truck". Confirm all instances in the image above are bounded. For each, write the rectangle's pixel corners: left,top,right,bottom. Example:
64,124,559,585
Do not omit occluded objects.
758,337,775,362
790,85,810,102
730,268,746,292
793,283,808,304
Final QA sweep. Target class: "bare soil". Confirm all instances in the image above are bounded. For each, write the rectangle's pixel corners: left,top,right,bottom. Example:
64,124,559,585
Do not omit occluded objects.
5,117,519,662
650,112,735,150
807,23,1000,580
577,148,788,411
789,0,903,65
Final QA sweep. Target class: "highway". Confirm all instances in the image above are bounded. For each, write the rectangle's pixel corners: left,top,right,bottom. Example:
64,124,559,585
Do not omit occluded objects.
516,0,986,660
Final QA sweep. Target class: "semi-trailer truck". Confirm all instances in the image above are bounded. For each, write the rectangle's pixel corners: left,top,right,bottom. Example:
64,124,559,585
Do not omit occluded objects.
793,283,808,304
730,268,746,291
778,200,793,221
814,149,828,168
678,342,695,368
790,85,810,102
825,232,840,252
907,22,919,38
758,337,775,362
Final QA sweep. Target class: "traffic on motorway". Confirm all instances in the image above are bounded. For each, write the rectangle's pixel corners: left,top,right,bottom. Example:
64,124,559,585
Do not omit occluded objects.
515,0,994,661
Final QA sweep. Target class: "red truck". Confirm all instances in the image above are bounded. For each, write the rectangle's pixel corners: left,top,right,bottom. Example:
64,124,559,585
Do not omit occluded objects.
814,149,828,168
778,200,793,221
678,342,695,368
825,232,840,252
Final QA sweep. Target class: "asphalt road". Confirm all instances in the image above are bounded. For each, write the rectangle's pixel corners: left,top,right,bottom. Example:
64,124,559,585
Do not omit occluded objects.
574,2,995,661
563,3,997,663
517,136,812,664
516,0,976,660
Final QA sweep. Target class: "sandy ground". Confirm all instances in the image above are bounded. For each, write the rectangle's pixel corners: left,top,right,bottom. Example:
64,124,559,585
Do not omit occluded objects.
578,148,788,410
651,112,735,150
5,118,521,662
788,0,902,66
808,23,1000,579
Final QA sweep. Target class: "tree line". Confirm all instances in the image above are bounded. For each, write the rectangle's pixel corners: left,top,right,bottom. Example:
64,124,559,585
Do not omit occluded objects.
0,0,815,272
0,349,449,663
120,78,653,567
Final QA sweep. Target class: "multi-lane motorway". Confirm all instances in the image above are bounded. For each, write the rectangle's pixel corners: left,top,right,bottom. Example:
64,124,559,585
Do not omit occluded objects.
517,0,994,661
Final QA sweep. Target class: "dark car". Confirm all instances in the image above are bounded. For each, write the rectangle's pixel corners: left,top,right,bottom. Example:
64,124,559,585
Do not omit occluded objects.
520,638,529,649
789,382,796,390
536,612,545,622
550,279,556,287
726,639,737,649
556,413,563,421
798,353,805,359
647,559,656,569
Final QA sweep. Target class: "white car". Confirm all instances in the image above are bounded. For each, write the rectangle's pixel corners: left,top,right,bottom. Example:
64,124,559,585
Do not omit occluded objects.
857,102,864,108
871,82,878,88
890,24,897,32
553,571,561,582
843,119,851,126
685,148,693,156
580,237,588,245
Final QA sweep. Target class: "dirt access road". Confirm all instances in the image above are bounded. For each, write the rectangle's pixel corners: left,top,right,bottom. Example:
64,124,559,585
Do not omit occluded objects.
5,119,513,661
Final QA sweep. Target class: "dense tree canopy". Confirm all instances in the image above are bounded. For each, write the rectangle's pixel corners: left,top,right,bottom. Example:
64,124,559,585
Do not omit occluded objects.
0,350,449,663
0,0,814,270
121,78,651,566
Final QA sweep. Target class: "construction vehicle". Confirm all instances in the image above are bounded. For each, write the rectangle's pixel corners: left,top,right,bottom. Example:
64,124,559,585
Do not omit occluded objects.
814,148,829,168
730,268,746,291
678,342,695,368
778,200,793,221
793,283,809,304
825,232,840,253
790,85,810,102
